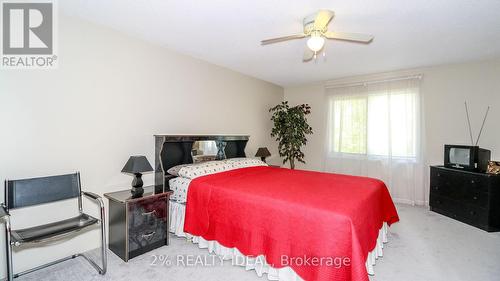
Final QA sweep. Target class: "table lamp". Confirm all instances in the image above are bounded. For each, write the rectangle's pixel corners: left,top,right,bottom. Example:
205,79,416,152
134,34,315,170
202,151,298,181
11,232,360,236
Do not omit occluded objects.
121,156,153,197
255,147,271,163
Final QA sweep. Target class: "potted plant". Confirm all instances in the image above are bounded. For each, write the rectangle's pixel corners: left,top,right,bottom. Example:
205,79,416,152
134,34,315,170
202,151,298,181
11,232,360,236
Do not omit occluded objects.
270,101,313,169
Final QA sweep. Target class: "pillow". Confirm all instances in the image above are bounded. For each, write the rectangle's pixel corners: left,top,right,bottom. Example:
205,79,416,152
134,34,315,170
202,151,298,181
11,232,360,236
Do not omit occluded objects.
177,160,229,179
176,158,267,179
167,164,191,176
223,158,267,169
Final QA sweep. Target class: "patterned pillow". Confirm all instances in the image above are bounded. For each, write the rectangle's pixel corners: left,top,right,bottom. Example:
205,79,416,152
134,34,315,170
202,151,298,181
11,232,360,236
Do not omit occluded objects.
177,158,267,179
224,158,267,169
177,160,230,179
167,164,190,176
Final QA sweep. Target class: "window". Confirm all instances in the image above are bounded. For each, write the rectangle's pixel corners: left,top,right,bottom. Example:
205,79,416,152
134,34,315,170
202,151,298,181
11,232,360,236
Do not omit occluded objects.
324,77,424,205
327,79,420,159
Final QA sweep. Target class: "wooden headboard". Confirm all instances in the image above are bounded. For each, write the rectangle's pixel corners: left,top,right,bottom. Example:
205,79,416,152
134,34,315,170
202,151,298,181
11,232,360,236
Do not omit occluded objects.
154,135,249,190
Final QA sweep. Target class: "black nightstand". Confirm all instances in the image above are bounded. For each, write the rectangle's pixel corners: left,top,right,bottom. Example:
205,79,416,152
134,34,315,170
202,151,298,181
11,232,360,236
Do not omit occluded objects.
104,186,173,261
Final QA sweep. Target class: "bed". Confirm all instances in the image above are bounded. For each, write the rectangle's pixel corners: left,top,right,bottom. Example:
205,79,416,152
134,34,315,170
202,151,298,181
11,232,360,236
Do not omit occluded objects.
154,135,399,281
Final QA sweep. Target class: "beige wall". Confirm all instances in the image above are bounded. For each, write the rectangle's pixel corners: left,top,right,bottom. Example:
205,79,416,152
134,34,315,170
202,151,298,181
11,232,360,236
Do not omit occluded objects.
0,16,283,276
285,59,500,192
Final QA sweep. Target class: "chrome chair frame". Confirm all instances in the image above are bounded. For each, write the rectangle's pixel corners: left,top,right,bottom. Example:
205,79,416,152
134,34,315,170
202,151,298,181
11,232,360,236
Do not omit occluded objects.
0,172,107,281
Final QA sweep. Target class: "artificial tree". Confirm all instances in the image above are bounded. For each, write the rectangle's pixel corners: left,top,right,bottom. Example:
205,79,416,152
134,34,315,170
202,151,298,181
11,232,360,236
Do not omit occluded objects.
269,101,313,169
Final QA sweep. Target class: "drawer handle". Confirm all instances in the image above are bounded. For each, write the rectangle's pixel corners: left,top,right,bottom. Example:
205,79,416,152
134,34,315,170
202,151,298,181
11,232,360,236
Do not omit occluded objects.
142,210,156,216
471,180,475,184
470,211,476,216
141,231,156,239
434,186,439,190
473,196,478,200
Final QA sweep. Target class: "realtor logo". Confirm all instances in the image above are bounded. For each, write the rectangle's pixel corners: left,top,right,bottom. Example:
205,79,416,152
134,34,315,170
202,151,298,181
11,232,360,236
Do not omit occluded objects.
1,0,58,68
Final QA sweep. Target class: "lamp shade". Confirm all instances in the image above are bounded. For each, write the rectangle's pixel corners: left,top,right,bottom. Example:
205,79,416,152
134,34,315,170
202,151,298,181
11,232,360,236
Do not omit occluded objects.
255,147,271,158
121,156,153,174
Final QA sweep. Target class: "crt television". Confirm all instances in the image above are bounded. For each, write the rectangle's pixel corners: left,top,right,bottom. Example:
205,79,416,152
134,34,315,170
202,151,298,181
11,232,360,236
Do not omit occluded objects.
444,145,491,172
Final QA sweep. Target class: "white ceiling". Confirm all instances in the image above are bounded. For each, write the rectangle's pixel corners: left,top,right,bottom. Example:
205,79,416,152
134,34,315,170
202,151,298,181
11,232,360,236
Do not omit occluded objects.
61,0,500,87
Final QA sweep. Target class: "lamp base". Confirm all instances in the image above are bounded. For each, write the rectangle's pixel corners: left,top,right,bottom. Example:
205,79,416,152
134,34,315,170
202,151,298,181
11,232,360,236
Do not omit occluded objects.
131,173,144,197
260,157,267,163
131,186,144,198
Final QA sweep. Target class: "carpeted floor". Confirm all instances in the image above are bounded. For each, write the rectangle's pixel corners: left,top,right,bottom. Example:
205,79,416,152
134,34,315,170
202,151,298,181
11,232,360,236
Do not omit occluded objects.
16,204,500,281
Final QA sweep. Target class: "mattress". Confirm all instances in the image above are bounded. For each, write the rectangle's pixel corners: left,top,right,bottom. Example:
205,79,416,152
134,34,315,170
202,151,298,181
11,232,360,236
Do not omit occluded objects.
169,176,191,204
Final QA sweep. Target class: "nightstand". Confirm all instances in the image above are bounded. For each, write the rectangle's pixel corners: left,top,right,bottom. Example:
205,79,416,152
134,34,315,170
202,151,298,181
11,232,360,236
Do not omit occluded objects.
104,186,172,262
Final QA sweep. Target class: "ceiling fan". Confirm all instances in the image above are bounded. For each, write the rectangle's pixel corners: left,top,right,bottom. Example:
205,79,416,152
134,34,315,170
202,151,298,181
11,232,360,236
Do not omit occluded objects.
261,10,374,62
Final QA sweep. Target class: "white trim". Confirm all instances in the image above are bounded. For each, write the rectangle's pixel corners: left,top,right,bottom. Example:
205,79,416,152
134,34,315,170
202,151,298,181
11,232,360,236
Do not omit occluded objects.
393,198,428,206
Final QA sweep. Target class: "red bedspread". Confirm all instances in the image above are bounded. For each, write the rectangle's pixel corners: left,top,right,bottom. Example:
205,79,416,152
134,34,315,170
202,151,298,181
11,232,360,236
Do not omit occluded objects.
184,166,399,281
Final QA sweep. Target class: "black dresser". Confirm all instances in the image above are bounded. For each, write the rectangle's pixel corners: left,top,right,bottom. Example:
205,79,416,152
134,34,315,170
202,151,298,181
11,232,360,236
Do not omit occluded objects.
104,186,172,261
429,166,500,232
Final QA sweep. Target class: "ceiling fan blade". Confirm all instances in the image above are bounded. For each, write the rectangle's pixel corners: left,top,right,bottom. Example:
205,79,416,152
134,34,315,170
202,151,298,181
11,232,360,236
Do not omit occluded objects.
324,31,374,43
303,48,314,62
314,10,334,30
261,34,306,45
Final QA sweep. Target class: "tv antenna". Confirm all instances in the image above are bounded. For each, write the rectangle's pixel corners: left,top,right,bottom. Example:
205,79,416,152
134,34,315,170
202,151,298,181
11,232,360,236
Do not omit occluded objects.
476,106,490,146
465,102,474,145
464,101,490,146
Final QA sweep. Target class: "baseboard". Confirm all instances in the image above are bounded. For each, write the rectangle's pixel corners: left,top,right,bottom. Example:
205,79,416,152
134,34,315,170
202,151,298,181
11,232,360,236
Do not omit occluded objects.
393,198,428,206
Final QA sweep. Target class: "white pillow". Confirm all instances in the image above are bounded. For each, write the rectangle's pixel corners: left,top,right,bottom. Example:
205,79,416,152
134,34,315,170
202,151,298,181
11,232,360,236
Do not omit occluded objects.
177,158,267,179
166,164,191,176
224,158,267,169
177,160,229,179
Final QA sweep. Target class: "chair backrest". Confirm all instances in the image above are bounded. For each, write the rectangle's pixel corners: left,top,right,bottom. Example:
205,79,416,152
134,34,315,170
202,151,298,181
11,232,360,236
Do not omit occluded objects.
5,173,81,210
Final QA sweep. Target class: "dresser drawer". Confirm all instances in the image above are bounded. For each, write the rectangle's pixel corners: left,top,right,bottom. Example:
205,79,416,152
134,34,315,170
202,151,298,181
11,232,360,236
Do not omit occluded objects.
127,196,168,253
430,173,464,200
463,205,488,226
431,168,489,196
463,189,488,208
430,195,460,217
431,182,488,207
430,194,488,227
128,196,167,228
128,222,167,252
433,168,489,192
466,175,489,193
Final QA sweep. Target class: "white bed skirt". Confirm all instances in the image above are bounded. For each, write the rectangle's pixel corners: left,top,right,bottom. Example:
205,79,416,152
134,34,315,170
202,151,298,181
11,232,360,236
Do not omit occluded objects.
169,201,388,281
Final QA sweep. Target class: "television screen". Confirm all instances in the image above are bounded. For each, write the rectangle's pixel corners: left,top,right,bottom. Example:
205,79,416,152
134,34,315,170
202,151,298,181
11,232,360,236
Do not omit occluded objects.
449,148,470,166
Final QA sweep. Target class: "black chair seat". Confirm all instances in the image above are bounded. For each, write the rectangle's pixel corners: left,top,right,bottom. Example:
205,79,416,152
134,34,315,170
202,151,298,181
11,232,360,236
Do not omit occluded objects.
11,213,98,244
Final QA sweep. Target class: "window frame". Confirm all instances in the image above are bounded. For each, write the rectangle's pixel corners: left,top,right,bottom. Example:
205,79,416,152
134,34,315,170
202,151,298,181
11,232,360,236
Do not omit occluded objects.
327,89,419,161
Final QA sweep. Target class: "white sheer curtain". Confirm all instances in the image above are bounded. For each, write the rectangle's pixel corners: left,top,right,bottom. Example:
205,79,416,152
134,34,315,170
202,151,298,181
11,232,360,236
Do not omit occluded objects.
324,78,426,205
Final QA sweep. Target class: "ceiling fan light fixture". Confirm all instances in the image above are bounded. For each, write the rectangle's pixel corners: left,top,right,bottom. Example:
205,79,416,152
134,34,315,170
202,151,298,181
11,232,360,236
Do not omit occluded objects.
307,34,325,52
260,9,374,62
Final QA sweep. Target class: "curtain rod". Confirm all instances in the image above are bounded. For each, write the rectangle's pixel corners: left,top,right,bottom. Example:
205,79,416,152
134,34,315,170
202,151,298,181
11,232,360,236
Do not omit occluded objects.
325,74,423,89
